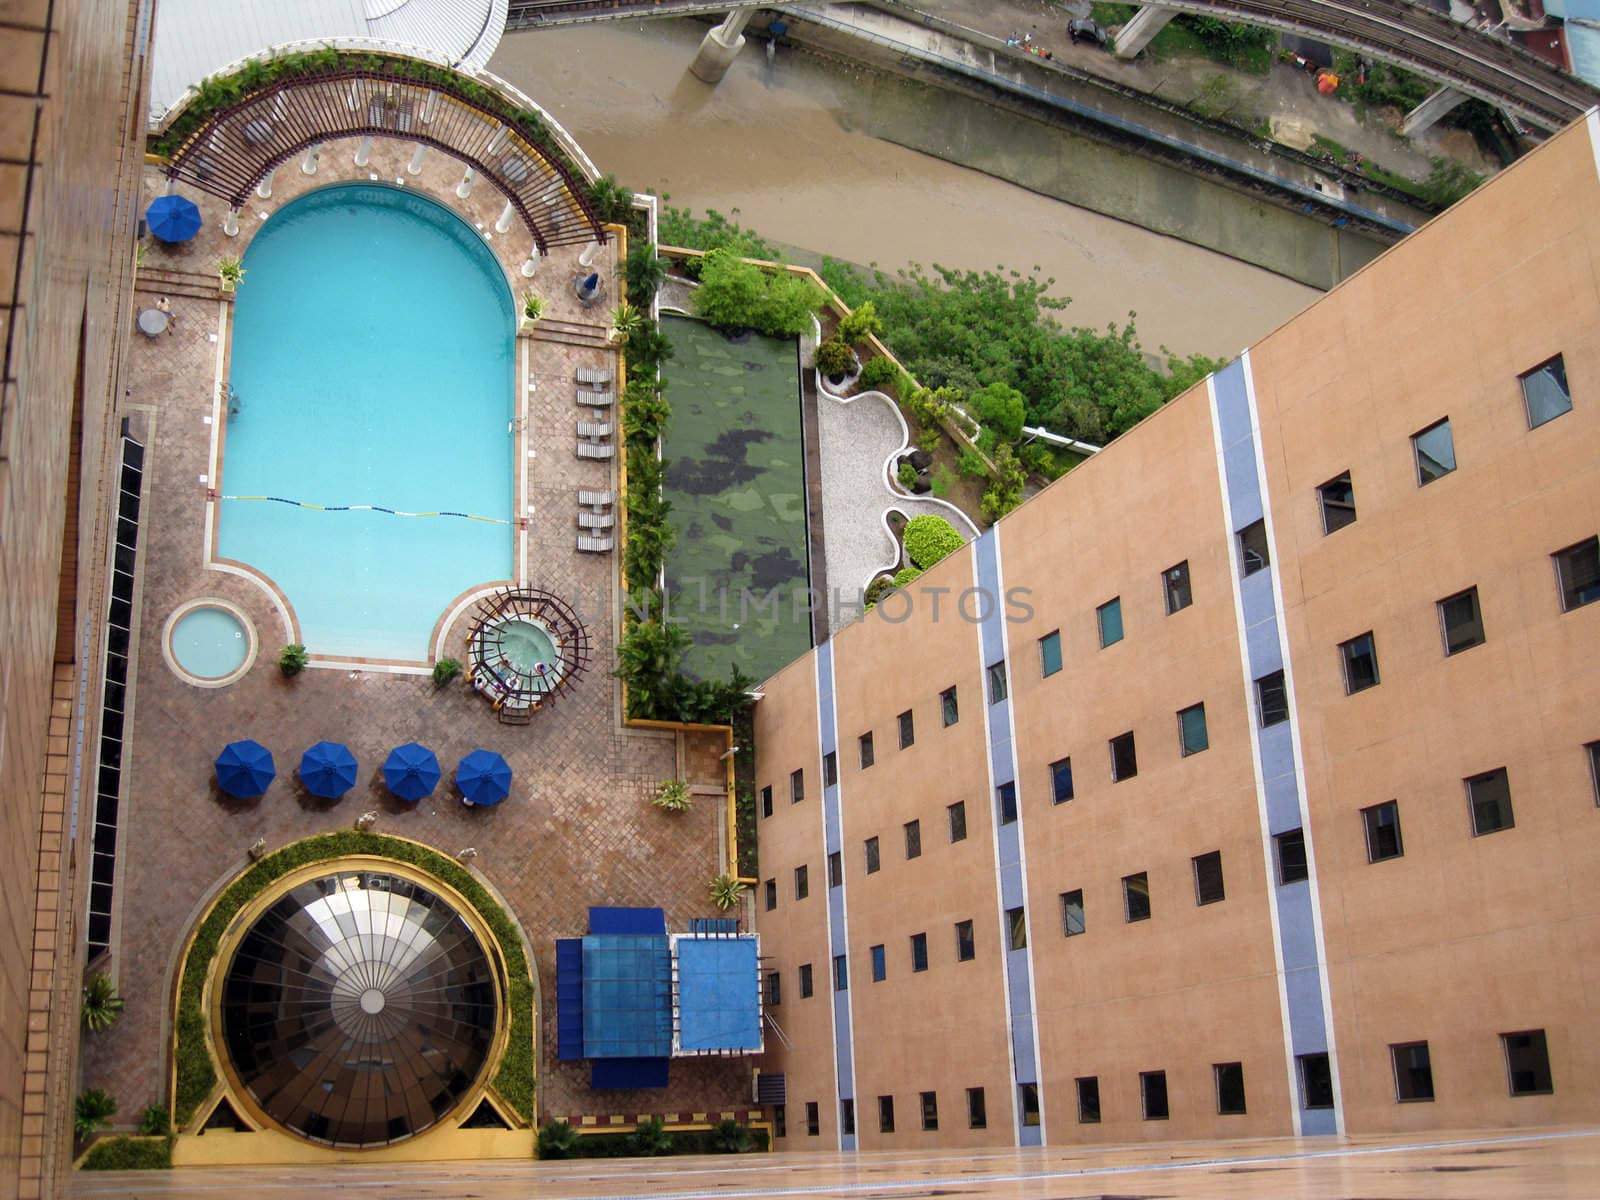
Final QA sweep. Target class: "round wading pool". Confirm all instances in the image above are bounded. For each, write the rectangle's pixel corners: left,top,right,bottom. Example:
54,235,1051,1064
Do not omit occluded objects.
165,601,256,686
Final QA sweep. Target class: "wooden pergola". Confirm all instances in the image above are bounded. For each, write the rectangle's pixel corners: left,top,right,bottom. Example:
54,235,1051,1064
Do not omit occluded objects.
163,66,605,253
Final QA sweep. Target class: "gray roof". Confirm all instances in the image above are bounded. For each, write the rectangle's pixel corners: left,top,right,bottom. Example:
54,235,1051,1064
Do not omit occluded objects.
149,0,508,125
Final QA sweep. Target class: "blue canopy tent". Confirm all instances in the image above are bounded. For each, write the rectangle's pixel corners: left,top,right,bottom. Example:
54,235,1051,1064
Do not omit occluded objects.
383,742,441,802
299,741,358,798
457,749,511,806
215,739,275,798
146,194,202,243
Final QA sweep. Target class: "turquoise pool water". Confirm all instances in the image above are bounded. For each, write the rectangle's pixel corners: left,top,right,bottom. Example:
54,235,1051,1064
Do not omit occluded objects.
171,607,248,679
220,184,514,660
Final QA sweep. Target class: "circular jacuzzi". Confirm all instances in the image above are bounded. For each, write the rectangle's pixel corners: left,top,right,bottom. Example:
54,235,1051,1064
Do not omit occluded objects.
164,599,257,687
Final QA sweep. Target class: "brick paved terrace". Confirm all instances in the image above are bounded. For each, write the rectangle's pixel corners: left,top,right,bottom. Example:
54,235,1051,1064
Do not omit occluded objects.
77,154,752,1134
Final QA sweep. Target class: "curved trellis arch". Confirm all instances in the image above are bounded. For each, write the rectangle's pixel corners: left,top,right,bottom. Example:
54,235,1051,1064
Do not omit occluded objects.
164,65,605,253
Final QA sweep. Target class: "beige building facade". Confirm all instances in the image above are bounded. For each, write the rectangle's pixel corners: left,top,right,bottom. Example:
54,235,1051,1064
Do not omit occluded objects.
753,113,1600,1152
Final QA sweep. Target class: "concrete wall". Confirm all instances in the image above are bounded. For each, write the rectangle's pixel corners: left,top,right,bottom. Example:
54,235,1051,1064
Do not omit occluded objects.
0,0,147,1194
753,115,1600,1148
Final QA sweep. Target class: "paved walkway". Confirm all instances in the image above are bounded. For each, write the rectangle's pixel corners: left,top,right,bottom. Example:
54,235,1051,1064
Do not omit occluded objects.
65,1126,1600,1197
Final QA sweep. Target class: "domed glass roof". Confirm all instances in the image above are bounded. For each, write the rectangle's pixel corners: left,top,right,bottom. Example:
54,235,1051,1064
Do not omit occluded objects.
220,870,498,1146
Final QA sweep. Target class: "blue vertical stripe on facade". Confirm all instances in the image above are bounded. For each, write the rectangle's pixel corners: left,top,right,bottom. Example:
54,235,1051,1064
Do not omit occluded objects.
1210,356,1339,1136
973,530,1043,1146
814,640,857,1150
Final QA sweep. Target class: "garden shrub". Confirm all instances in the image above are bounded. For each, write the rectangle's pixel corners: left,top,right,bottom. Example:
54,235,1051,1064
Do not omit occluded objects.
626,240,667,306
80,1136,173,1171
835,300,881,346
431,657,462,687
277,644,308,676
138,1105,171,1136
957,448,989,480
659,206,781,260
815,338,856,378
692,250,823,338
173,833,536,1126
969,381,1026,443
75,1090,116,1138
890,565,923,589
537,1119,580,1159
896,461,918,490
710,1117,755,1153
535,1123,769,1158
903,514,964,570
863,574,895,606
981,444,1027,523
632,1117,674,1156
858,355,900,393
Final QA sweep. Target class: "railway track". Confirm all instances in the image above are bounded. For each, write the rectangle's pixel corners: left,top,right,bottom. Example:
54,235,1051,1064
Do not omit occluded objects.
504,0,1600,131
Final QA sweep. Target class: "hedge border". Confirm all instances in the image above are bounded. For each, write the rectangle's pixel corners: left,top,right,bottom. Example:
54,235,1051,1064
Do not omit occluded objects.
79,1135,175,1171
172,832,534,1127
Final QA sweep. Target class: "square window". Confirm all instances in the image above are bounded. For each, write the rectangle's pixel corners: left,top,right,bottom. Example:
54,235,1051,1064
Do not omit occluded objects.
1438,587,1485,655
878,1095,895,1133
910,931,929,972
1178,702,1209,756
840,1098,854,1136
1006,906,1027,950
997,780,1018,825
1362,801,1404,862
1050,756,1074,804
1255,669,1288,727
1040,630,1063,677
794,864,809,900
870,944,886,982
1238,519,1270,577
1554,536,1600,611
764,971,781,1007
823,752,837,788
828,850,843,888
798,963,813,998
955,919,976,961
947,801,967,843
898,710,915,749
1019,1083,1040,1127
1061,889,1086,936
1110,731,1138,782
1141,1070,1169,1120
987,660,1009,704
967,1086,988,1129
859,732,875,769
1340,632,1380,694
1298,1053,1334,1109
1588,741,1600,806
1502,1029,1553,1095
1214,1062,1247,1115
764,878,777,911
760,786,773,818
1412,417,1456,485
1520,354,1571,429
806,1101,820,1136
1123,872,1151,922
904,819,922,860
865,836,881,874
1318,471,1357,534
1275,828,1309,884
790,769,804,803
1076,1076,1101,1123
833,954,848,992
941,686,959,727
920,1091,939,1131
1097,597,1124,647
1467,767,1514,835
1193,850,1225,905
1164,560,1193,613
1391,1041,1435,1102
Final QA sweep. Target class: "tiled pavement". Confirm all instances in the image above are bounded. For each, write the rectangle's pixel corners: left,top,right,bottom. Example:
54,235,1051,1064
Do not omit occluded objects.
79,153,750,1128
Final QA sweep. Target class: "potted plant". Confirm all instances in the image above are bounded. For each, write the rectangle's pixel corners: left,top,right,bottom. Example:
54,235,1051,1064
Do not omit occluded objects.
432,657,462,687
815,337,858,387
278,643,308,677
610,300,643,343
218,256,245,294
652,779,692,813
520,292,544,333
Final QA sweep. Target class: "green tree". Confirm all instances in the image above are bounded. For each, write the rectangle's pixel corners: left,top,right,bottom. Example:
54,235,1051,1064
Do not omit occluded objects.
660,206,781,260
693,250,822,337
969,380,1027,443
903,514,965,569
1420,157,1484,207
625,240,667,305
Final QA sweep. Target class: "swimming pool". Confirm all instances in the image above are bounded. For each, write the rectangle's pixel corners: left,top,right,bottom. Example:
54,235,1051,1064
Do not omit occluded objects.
220,184,514,661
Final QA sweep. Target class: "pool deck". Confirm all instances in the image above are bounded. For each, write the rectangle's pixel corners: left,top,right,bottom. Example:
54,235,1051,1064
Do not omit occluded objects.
83,152,751,1132
64,1126,1600,1197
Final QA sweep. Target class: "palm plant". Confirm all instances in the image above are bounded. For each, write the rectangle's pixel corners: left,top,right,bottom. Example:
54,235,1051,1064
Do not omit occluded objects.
709,873,745,911
74,1089,116,1139
652,779,692,813
278,643,308,676
625,241,667,304
611,301,644,342
710,1117,753,1153
631,1115,673,1156
522,292,544,322
81,975,124,1032
537,1119,580,1159
587,174,634,224
217,256,245,287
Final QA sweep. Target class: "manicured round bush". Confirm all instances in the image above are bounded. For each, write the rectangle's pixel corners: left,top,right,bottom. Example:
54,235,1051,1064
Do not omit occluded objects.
815,338,856,378
858,355,900,392
891,565,922,589
903,514,964,569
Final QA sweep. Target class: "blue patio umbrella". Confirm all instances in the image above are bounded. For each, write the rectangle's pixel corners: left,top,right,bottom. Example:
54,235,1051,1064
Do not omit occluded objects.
299,741,359,799
383,742,441,803
456,749,512,807
146,194,203,243
215,739,275,798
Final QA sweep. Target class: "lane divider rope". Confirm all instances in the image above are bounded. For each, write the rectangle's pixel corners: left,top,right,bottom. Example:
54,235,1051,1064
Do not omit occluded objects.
220,495,512,524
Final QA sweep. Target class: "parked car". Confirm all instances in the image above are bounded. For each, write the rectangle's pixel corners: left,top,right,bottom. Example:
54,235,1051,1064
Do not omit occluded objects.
1068,18,1108,47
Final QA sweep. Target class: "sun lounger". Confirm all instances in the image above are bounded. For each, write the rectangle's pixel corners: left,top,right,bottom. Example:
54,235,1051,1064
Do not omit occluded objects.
578,489,614,509
576,441,615,460
577,533,614,553
578,511,615,530
576,368,612,386
577,421,614,439
578,390,614,407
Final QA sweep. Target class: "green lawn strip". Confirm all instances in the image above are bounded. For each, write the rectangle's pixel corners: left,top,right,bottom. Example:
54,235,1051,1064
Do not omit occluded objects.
173,832,534,1126
80,1136,174,1170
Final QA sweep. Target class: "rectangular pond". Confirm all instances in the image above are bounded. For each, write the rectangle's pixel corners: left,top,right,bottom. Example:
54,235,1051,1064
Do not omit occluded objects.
658,315,811,683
